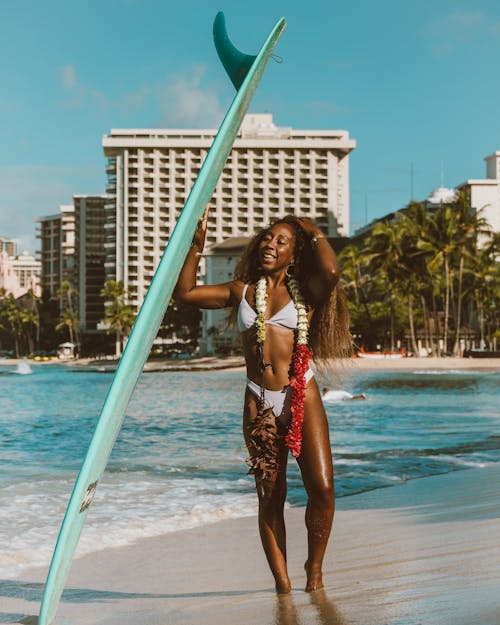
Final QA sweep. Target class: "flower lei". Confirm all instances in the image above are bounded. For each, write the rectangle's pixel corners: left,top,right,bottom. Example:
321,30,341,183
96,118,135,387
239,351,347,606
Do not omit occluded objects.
255,276,313,457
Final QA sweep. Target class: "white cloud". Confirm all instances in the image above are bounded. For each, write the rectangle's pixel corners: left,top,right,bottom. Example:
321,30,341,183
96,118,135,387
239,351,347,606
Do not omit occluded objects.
490,21,500,34
60,64,77,89
428,10,487,55
0,100,18,112
157,65,226,127
57,62,226,127
58,63,110,110
446,11,484,29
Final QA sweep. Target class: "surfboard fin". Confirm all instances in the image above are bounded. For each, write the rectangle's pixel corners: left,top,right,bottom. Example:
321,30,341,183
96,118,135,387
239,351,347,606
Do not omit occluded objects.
213,12,257,90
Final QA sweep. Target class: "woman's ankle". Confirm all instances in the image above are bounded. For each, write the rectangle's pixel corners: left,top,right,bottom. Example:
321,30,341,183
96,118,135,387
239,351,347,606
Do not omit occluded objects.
304,560,324,592
275,577,292,594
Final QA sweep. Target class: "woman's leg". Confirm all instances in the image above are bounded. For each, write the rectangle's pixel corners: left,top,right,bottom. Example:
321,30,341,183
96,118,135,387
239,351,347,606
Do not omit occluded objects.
243,389,291,593
296,378,335,592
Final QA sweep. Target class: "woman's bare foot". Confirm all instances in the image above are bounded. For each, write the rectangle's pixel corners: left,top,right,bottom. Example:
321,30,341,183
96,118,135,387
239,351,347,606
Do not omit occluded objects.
304,560,324,592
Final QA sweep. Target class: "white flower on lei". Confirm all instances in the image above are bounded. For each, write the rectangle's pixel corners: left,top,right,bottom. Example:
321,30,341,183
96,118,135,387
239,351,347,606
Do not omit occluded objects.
254,276,309,346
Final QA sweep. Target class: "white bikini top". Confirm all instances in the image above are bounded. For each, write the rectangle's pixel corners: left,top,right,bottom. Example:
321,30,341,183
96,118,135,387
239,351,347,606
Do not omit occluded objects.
237,284,298,332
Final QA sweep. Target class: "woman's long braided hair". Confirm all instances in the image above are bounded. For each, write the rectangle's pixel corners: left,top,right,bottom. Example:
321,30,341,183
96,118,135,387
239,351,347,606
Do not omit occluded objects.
233,215,352,365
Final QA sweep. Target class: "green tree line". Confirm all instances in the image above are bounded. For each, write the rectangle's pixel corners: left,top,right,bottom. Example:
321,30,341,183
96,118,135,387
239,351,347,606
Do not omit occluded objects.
0,279,200,359
339,193,499,356
0,280,134,358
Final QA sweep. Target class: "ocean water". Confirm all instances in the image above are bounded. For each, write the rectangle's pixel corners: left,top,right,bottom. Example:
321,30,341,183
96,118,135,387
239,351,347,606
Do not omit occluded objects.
0,364,499,578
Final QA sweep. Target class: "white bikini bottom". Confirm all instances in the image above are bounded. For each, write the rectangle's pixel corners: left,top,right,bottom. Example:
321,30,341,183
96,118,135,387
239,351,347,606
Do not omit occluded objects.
246,368,314,425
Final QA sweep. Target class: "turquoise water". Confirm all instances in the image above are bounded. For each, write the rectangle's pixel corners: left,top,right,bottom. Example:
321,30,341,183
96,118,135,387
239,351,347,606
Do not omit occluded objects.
1,364,499,577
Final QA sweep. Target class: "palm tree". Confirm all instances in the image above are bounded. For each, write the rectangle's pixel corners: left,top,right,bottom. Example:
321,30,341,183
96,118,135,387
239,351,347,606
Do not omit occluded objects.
100,280,135,357
396,204,435,356
56,281,80,347
450,196,491,355
363,219,411,352
20,308,39,354
25,288,41,350
416,203,462,355
339,244,373,322
56,308,77,345
0,291,24,357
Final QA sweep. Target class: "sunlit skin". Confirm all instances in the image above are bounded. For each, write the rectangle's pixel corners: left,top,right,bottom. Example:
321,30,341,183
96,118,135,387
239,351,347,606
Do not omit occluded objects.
175,210,339,593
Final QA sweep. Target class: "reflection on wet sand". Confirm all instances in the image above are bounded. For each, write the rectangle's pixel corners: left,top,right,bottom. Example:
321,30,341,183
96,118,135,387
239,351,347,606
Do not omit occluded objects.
309,589,350,625
274,589,349,625
275,594,299,625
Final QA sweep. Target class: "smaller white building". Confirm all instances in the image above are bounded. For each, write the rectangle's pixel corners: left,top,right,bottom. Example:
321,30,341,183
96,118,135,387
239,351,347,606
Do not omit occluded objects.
458,151,500,233
0,250,41,298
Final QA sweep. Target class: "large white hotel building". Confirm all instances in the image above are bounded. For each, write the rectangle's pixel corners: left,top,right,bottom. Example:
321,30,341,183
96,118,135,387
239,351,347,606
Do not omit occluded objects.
102,114,356,309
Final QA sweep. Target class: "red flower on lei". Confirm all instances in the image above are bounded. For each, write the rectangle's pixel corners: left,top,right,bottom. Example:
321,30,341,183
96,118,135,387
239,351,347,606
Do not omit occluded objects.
285,343,313,457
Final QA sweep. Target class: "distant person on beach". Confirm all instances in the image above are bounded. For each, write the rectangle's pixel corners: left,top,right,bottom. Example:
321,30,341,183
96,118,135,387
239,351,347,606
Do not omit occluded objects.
175,211,351,593
322,388,367,401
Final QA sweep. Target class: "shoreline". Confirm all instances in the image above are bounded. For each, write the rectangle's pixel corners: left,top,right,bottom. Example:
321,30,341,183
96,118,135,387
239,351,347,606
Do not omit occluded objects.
1,355,499,373
0,355,247,372
5,463,500,625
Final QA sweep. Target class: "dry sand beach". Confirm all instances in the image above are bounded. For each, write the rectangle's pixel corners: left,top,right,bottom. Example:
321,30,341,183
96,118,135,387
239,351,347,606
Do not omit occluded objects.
1,355,499,373
4,465,500,625
347,356,500,372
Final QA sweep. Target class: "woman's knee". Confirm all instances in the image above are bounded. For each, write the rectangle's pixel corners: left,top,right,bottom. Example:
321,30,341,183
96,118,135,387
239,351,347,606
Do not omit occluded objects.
306,477,335,507
259,494,287,523
258,477,287,507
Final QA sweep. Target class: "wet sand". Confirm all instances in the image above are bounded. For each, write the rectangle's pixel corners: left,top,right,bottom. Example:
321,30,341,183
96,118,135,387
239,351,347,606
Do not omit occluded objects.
3,464,500,625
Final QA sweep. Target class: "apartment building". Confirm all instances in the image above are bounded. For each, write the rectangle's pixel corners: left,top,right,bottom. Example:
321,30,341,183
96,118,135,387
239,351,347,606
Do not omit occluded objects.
36,205,75,297
36,197,107,337
0,237,18,257
74,195,106,331
36,212,62,297
102,113,356,309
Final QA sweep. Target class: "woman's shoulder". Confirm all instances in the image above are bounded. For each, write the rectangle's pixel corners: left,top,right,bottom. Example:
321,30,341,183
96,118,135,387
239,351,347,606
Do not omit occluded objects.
229,279,247,304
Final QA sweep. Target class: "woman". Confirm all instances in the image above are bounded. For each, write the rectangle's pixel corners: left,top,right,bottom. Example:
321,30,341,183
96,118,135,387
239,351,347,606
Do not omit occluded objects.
174,212,350,593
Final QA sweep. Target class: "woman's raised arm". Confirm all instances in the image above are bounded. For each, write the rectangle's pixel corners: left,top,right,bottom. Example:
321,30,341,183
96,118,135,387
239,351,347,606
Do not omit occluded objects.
296,218,340,304
174,208,241,309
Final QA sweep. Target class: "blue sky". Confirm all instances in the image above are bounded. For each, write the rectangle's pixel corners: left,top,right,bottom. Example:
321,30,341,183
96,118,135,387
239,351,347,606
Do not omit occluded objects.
1,0,500,252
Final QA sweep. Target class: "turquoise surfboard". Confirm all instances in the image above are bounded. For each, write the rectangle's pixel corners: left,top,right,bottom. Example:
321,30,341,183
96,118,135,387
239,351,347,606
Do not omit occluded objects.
38,12,285,625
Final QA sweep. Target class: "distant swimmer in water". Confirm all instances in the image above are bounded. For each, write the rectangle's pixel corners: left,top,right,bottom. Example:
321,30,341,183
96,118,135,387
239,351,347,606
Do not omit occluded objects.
322,388,367,402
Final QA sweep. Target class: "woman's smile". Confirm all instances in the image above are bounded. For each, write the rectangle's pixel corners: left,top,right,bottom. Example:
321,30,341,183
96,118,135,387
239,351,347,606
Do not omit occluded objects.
259,224,295,269
261,248,278,263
